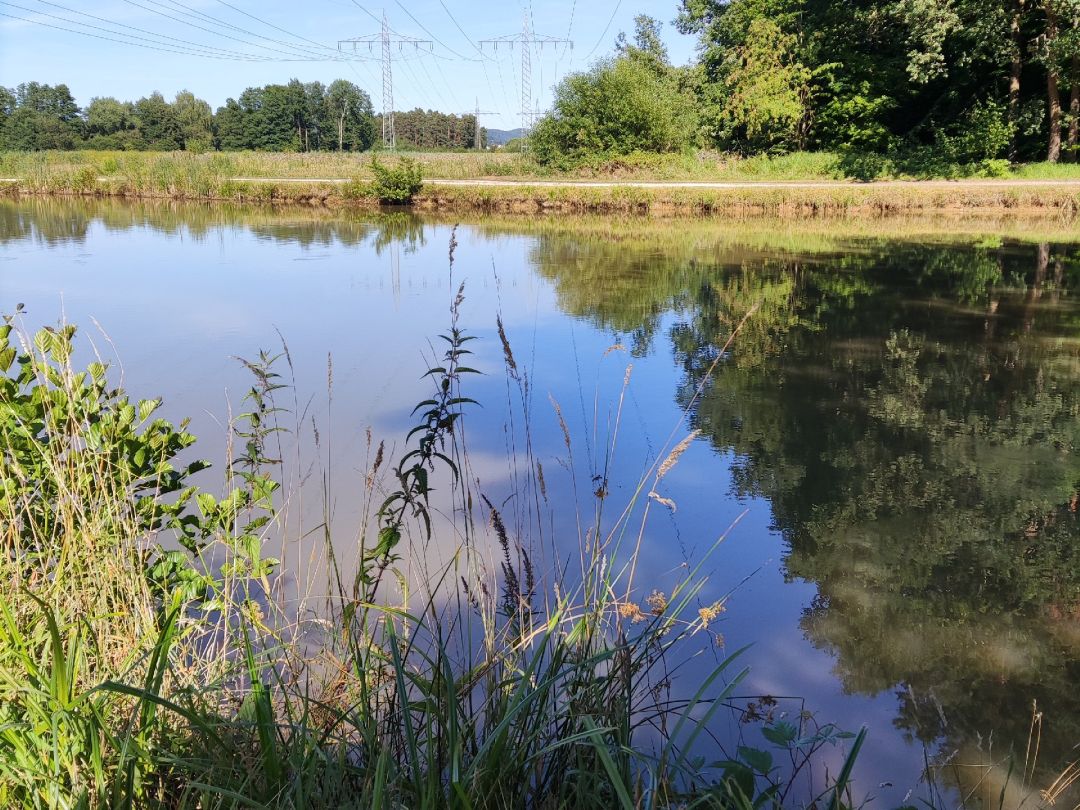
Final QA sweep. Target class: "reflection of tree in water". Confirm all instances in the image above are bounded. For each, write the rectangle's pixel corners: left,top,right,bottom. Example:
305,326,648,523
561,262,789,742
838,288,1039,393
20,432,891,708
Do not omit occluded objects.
369,212,425,256
538,233,1080,795
698,249,1078,793
0,197,92,245
529,235,704,356
0,198,427,253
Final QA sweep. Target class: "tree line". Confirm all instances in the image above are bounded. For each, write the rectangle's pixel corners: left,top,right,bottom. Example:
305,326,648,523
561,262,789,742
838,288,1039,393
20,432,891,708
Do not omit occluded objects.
377,110,485,150
8,0,1080,168
534,0,1080,170
0,80,483,152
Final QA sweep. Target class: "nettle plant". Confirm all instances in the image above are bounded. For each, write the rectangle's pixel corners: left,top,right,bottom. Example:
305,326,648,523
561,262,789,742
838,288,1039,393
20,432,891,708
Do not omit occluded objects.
0,315,278,612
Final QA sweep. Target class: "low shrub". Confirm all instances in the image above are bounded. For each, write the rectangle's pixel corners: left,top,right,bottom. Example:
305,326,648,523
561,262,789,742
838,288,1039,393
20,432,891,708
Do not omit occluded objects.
367,156,424,204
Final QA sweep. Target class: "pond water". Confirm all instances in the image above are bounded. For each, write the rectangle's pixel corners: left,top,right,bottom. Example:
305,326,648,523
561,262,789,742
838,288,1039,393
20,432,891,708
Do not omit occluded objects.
3,198,1079,808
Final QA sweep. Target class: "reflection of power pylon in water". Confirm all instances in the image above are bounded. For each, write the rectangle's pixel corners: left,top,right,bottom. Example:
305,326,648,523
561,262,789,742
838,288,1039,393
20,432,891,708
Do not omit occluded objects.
390,243,401,308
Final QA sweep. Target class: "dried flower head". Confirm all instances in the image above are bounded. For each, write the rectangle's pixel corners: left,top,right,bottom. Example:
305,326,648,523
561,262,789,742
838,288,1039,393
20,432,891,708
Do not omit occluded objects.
657,430,701,482
618,602,647,623
698,600,726,628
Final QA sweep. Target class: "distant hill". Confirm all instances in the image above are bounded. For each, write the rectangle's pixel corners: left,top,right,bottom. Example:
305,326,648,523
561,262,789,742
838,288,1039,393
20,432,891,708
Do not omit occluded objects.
485,128,526,146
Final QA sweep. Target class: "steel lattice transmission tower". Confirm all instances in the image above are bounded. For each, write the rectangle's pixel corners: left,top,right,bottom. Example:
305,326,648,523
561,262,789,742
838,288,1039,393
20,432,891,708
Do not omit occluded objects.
465,98,498,150
480,14,571,136
338,12,432,150
380,14,394,148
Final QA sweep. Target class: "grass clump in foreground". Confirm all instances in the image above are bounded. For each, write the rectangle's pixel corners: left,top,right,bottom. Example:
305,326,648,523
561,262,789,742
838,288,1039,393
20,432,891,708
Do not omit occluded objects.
0,244,876,808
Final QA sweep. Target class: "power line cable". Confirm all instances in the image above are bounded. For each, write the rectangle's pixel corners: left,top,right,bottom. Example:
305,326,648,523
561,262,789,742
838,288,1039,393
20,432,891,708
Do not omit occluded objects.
22,0,285,60
436,2,511,123
395,51,441,111
418,50,462,111
211,0,344,54
150,0,346,60
479,56,500,112
117,0,346,60
346,0,381,26
341,57,382,100
564,0,578,69
434,0,492,60
0,8,299,59
492,47,515,125
155,0,329,58
392,0,477,61
582,0,621,61
346,0,409,37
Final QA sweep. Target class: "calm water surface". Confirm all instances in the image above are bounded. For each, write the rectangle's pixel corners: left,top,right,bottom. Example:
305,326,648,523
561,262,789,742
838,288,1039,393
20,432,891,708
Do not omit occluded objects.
3,198,1079,807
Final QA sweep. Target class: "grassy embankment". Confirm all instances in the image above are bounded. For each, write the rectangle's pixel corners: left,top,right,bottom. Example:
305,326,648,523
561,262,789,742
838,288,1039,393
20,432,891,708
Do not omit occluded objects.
6,150,1080,215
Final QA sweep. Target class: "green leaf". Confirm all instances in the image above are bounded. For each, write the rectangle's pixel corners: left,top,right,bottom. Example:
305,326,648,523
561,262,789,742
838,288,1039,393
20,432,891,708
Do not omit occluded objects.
738,746,773,775
137,398,160,422
196,492,217,516
373,526,401,558
762,721,798,748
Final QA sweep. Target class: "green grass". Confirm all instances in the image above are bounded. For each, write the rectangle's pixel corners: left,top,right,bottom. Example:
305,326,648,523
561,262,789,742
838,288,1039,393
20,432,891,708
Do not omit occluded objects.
1011,161,1080,179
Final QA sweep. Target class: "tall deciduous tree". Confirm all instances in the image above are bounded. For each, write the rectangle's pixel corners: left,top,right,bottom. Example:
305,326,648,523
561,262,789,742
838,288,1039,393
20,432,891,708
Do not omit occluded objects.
133,92,182,150
0,87,15,132
173,91,213,152
324,80,376,151
531,21,698,166
84,97,138,149
2,82,81,149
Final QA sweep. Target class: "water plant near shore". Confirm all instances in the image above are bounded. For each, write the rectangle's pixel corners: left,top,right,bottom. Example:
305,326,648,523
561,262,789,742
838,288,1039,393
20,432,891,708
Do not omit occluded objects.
0,247,883,809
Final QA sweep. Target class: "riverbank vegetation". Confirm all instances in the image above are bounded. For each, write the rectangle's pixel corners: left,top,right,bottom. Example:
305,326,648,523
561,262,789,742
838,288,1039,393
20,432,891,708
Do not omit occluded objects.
7,150,1080,215
0,255,881,808
536,2,1080,171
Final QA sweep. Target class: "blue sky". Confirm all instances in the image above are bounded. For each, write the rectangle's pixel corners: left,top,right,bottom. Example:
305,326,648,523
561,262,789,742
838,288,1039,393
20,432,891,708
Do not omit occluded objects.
0,0,698,130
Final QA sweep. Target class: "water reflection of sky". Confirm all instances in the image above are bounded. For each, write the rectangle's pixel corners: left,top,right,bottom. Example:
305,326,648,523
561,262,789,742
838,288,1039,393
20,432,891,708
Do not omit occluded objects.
4,201,1078,809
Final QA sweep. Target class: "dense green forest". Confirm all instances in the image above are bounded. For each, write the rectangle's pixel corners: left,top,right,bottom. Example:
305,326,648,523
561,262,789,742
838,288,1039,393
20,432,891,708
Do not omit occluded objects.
5,0,1080,170
0,80,482,152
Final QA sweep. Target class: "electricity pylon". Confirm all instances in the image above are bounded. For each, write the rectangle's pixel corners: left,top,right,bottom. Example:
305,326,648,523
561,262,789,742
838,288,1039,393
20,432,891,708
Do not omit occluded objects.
338,12,432,149
480,13,571,135
466,99,498,149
